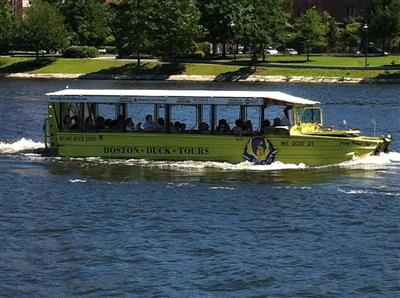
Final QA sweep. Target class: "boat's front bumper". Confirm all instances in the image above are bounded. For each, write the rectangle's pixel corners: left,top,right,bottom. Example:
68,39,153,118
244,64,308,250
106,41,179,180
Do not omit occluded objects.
374,135,392,154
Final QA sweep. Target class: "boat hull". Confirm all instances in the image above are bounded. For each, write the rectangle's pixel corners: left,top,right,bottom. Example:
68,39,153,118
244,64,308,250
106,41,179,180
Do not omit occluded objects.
52,132,389,166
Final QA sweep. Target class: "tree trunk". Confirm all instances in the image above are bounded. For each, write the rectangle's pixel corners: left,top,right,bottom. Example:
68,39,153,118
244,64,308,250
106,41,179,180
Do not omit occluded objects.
283,40,287,56
251,46,258,71
222,42,226,57
137,47,140,69
306,47,310,62
262,45,266,62
212,43,217,55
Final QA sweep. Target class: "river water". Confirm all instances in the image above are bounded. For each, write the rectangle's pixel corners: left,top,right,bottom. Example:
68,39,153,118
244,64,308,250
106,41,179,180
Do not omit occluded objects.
0,79,399,297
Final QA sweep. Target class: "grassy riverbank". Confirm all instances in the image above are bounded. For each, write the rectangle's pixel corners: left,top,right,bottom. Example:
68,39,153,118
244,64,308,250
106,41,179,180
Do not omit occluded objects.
1,56,400,79
236,54,400,67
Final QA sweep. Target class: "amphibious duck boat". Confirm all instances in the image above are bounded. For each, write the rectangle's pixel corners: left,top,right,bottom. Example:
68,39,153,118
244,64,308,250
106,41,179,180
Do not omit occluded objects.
43,89,392,166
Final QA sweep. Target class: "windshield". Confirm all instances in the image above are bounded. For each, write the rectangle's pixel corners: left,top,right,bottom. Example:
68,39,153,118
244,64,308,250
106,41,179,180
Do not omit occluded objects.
298,108,322,124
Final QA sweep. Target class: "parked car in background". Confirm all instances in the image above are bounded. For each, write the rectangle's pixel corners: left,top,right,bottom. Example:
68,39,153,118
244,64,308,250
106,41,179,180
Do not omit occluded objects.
367,47,389,56
265,47,279,55
285,48,298,55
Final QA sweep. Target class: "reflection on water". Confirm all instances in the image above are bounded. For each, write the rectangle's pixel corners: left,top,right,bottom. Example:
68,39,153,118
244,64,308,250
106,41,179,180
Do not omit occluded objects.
1,150,396,187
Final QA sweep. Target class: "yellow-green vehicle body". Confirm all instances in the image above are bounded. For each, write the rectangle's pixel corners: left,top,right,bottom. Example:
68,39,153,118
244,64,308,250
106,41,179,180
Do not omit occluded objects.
44,89,392,166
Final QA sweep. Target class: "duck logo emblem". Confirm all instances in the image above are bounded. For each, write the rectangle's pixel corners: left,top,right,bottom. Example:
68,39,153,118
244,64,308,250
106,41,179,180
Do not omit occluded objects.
244,137,277,165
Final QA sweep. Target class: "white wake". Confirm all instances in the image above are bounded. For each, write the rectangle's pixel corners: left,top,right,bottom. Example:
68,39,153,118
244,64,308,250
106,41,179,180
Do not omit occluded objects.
0,138,45,154
75,157,306,171
333,152,400,170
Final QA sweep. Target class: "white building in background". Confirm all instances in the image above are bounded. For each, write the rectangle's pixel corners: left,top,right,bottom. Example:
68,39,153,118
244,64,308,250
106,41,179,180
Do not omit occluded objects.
10,0,31,15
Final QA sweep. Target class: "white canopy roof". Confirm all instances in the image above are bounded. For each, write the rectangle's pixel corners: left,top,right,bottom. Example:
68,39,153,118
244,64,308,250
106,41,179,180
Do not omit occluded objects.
46,89,320,106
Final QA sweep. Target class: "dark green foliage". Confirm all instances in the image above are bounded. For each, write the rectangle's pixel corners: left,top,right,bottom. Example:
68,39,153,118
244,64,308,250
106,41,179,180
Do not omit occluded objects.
20,0,70,60
195,42,212,56
60,0,111,47
343,19,362,51
0,0,16,53
366,0,400,50
113,0,204,65
197,0,237,55
63,46,99,58
322,11,342,52
112,0,155,64
237,0,287,64
295,9,328,61
151,0,204,62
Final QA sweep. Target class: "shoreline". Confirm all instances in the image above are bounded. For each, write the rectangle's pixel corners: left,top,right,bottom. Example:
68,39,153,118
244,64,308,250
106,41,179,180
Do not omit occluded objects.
2,72,400,84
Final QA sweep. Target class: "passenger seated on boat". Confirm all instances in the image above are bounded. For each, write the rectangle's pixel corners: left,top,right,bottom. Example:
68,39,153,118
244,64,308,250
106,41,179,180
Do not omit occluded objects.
117,114,125,130
173,121,181,131
136,122,143,131
173,121,187,132
109,119,120,130
216,119,230,133
63,115,72,130
108,115,124,131
94,116,106,129
85,116,95,130
157,117,165,131
169,121,177,132
199,122,209,133
243,120,253,135
273,118,281,127
144,114,157,131
126,118,135,131
180,123,186,132
232,119,244,135
105,118,112,129
70,116,80,130
280,106,292,126
263,119,271,129
109,115,124,131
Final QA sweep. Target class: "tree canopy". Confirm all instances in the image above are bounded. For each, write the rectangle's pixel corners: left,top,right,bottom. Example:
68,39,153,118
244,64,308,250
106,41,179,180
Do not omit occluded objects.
59,0,111,47
151,0,204,61
113,0,203,63
0,0,16,53
197,0,237,55
366,0,400,50
20,0,70,59
343,19,362,51
3,0,400,60
295,9,328,61
112,0,155,65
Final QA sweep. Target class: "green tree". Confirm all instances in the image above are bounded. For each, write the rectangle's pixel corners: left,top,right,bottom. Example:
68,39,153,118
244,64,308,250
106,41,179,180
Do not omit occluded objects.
197,0,237,56
343,19,362,51
112,0,155,67
272,0,293,56
366,0,400,50
151,0,204,63
60,0,111,46
295,9,328,61
322,11,342,53
0,0,16,53
237,0,286,65
20,0,70,60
